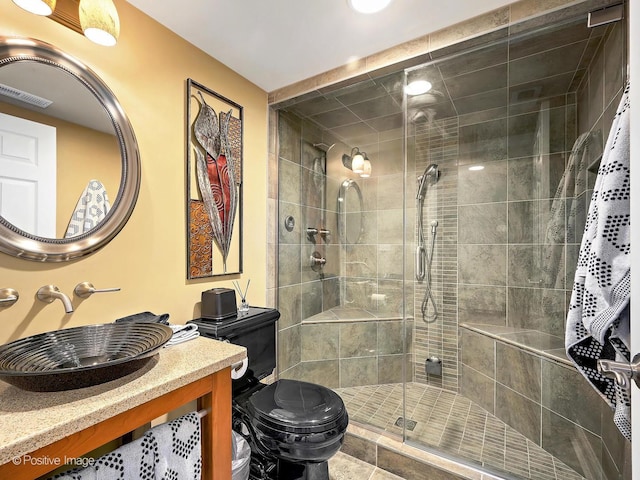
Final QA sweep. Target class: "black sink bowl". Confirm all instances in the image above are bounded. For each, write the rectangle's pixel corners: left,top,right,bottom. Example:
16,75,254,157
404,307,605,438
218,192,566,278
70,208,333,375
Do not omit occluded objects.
0,322,173,391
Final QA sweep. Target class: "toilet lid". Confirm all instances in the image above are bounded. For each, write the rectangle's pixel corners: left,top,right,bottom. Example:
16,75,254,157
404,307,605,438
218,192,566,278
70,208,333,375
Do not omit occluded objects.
247,379,347,433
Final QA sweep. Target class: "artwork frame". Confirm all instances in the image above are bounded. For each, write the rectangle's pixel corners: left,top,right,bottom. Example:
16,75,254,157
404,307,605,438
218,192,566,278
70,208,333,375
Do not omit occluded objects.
186,78,243,278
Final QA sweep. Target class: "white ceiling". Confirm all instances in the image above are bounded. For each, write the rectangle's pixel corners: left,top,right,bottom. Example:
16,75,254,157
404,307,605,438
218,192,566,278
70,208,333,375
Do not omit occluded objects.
126,0,517,93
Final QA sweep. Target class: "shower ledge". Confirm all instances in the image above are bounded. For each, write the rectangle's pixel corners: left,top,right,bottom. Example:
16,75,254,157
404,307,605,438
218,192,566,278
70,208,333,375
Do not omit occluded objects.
460,323,571,367
303,306,413,324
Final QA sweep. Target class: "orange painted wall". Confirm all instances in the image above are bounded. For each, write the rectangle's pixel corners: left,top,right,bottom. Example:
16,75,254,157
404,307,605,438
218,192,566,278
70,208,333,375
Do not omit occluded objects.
0,1,268,343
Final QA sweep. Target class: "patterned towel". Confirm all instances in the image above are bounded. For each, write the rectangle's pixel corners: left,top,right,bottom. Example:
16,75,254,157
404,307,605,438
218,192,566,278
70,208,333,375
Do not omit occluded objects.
565,82,631,440
65,179,111,238
49,412,202,479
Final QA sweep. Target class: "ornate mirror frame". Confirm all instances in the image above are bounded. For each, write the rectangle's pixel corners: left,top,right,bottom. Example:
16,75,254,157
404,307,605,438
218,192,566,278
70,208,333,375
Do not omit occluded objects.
0,37,140,262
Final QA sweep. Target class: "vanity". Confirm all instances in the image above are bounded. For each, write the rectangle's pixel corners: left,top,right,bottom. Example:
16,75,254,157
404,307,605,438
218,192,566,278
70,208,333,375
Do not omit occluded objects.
0,337,246,480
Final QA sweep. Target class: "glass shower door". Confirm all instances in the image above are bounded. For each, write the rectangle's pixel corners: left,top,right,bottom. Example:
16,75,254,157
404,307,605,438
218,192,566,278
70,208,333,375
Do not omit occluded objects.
403,12,629,479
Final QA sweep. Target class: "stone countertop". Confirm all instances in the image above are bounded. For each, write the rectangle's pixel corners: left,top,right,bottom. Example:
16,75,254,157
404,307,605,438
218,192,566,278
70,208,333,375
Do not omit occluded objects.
0,337,246,466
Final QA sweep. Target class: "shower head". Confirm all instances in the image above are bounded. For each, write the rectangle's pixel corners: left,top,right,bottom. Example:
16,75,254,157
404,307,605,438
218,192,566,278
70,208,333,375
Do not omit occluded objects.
424,164,438,177
416,164,439,200
313,142,335,152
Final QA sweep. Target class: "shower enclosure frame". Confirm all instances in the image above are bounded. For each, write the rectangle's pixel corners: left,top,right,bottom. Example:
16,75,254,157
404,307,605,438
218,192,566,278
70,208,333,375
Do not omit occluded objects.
271,1,631,478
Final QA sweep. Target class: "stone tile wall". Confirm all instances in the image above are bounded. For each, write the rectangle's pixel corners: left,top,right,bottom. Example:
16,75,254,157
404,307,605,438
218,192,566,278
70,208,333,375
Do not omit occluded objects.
460,327,630,479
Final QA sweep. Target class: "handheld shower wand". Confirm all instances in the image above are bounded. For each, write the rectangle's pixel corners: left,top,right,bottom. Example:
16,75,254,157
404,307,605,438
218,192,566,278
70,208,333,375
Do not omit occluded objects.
415,164,439,323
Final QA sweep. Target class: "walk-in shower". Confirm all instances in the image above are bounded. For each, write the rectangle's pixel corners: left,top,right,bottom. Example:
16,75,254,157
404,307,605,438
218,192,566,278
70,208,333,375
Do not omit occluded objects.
415,163,439,322
274,1,630,479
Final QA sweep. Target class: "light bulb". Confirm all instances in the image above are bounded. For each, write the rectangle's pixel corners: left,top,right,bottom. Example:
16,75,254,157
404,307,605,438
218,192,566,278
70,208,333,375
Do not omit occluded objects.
405,80,432,96
348,0,392,14
360,160,372,178
12,0,56,15
351,153,365,173
79,0,120,46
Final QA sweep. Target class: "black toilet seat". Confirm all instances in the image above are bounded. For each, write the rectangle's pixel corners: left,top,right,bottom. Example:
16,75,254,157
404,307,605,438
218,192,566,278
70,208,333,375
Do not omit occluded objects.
247,379,347,434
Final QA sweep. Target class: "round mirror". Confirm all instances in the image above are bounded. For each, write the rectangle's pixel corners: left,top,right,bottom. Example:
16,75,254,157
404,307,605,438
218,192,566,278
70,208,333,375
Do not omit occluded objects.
0,37,140,261
337,179,364,244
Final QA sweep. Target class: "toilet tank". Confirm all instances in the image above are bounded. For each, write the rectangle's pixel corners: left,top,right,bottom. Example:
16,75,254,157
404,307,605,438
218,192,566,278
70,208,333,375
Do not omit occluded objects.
190,307,280,382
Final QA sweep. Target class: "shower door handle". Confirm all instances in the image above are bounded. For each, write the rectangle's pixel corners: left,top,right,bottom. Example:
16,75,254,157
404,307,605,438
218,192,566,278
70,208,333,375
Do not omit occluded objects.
598,353,640,389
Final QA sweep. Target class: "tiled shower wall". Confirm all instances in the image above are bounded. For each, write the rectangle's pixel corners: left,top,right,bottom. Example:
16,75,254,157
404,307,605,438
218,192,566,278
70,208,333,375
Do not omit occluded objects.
276,111,411,387
276,112,338,378
410,15,626,394
411,117,459,391
455,19,629,480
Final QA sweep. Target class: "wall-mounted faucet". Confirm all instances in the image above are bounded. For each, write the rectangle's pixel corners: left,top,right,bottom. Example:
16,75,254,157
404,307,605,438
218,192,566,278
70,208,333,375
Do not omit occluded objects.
36,285,73,314
307,227,331,242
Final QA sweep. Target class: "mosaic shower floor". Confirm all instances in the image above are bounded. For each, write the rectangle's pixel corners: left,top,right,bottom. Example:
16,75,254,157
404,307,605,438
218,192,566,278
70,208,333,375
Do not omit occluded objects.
334,383,585,480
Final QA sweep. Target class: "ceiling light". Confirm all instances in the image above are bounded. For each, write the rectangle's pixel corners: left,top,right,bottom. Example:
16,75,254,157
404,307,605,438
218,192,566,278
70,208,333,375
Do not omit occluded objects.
12,0,56,15
348,0,393,14
406,80,432,96
79,0,120,46
468,165,485,171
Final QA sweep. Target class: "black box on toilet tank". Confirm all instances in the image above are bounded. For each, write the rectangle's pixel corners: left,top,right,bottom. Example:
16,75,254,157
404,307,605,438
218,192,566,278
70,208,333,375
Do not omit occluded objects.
201,288,237,320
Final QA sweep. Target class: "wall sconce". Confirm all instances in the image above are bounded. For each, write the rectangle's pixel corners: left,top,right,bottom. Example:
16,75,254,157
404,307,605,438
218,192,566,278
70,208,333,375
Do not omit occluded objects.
12,0,120,46
12,0,56,16
79,0,120,47
342,147,372,178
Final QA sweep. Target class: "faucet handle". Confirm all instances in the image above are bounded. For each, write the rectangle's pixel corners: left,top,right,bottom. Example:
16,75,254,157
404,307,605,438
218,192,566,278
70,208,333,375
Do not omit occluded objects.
74,282,121,298
0,288,18,308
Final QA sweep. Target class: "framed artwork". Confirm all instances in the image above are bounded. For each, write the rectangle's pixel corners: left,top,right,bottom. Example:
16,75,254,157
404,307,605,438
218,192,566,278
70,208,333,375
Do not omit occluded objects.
186,78,243,278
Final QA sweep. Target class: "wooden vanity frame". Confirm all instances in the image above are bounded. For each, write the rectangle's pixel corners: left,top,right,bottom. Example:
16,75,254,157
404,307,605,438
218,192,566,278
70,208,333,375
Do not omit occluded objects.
0,367,232,480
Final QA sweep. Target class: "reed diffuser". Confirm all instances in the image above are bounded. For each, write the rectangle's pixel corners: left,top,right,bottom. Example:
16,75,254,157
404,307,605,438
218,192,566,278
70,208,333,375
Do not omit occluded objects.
233,279,250,313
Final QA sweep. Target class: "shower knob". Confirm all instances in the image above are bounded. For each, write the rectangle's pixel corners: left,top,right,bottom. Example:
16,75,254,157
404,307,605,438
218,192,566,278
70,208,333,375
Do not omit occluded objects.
310,251,326,271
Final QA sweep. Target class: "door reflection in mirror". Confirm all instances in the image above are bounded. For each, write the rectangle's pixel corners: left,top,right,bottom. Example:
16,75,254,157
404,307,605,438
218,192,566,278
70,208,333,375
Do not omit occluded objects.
0,112,56,237
0,61,121,240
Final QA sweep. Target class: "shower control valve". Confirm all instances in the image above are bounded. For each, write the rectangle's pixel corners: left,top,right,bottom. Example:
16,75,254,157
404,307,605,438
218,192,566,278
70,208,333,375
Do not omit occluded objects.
310,251,326,270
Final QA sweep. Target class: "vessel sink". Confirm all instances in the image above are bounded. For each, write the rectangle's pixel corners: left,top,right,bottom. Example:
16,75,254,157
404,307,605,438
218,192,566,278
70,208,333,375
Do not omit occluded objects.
0,322,173,392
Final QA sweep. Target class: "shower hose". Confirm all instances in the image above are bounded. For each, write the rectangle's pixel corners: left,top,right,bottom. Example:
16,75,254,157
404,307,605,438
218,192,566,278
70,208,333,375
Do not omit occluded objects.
417,218,438,323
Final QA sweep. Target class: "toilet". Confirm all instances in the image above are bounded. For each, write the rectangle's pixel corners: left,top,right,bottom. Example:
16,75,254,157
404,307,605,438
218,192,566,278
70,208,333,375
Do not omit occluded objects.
190,307,348,480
